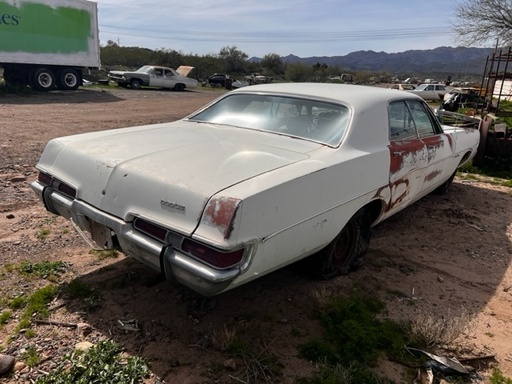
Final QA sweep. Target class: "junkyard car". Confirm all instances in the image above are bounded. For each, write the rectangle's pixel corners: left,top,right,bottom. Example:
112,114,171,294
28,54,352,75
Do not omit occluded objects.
407,83,447,101
31,84,480,296
108,65,198,91
207,73,230,87
441,88,482,112
390,84,416,91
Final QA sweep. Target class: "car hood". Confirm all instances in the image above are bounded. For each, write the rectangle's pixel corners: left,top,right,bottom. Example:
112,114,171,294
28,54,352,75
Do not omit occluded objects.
37,121,314,235
108,70,144,76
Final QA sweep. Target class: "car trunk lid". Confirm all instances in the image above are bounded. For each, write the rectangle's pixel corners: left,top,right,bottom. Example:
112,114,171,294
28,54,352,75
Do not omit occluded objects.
42,122,314,235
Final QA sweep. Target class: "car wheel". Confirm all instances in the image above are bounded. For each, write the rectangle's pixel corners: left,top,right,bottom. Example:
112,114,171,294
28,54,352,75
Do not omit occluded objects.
174,83,185,92
130,79,142,90
316,209,371,279
432,171,456,195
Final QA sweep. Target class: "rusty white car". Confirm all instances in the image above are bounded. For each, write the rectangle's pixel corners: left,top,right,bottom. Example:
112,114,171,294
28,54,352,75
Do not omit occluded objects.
108,65,197,91
31,84,479,296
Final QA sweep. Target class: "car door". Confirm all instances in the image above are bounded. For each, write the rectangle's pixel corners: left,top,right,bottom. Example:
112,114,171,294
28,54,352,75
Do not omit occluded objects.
149,68,166,87
423,84,435,99
411,101,456,193
385,100,429,217
162,69,178,88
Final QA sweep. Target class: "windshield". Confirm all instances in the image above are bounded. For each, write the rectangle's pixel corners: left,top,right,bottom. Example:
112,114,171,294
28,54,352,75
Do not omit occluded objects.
137,66,153,73
189,94,351,146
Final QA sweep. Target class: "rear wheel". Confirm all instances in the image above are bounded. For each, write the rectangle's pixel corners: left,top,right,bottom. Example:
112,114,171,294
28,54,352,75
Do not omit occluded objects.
56,68,80,90
31,68,55,91
130,79,142,89
432,171,456,195
315,209,371,279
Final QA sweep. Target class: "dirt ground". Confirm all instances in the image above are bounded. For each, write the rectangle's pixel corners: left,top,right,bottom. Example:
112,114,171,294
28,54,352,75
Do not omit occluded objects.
0,86,511,383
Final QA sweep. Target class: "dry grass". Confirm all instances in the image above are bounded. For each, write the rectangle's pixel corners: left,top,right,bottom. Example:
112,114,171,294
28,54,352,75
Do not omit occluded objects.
409,307,473,348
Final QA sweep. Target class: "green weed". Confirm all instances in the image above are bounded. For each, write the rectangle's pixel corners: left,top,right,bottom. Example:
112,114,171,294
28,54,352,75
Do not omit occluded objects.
65,279,102,310
34,339,150,384
16,260,68,280
0,310,12,326
14,285,58,333
21,345,40,367
490,368,512,384
89,249,119,260
9,296,26,309
299,293,412,383
36,228,51,240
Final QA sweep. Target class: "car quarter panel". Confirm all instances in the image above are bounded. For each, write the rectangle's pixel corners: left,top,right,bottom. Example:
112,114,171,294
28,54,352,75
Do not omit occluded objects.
193,147,391,288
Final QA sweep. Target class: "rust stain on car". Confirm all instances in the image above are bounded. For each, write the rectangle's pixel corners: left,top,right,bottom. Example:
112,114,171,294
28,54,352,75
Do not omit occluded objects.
204,197,241,240
389,140,425,174
425,169,443,182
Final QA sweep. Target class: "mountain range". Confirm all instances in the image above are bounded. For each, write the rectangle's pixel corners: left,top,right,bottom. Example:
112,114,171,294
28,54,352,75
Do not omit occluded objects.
252,46,494,77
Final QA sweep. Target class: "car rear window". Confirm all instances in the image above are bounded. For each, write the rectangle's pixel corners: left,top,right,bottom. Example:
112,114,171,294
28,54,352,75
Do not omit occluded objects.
189,94,350,146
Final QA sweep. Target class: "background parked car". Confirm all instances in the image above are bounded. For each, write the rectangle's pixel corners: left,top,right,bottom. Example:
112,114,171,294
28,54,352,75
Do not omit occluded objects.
390,84,416,91
407,83,447,101
207,73,230,87
108,65,197,91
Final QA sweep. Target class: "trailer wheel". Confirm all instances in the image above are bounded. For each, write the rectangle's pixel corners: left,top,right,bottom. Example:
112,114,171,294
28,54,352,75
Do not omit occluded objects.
130,79,142,90
31,68,55,91
57,69,80,90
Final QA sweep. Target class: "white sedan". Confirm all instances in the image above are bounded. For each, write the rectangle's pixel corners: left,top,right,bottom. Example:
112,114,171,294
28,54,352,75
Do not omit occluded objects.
31,84,479,296
408,83,447,101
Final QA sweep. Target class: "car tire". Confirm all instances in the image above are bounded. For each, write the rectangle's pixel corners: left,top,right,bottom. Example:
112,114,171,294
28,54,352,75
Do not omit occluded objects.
432,171,456,195
174,83,185,92
313,208,371,279
130,79,142,90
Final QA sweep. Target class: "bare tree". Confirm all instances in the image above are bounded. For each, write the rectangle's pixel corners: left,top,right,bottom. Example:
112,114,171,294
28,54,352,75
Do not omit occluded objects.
454,0,512,46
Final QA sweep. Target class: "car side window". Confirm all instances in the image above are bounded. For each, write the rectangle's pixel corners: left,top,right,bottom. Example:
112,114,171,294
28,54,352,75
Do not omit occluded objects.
407,100,440,138
388,101,418,140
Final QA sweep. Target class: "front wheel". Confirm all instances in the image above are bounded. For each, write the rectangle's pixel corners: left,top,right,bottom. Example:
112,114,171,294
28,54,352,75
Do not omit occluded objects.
130,79,142,90
315,209,371,279
174,83,185,91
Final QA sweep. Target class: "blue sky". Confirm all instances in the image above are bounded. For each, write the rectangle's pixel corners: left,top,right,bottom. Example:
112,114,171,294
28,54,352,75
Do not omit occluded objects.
97,0,462,58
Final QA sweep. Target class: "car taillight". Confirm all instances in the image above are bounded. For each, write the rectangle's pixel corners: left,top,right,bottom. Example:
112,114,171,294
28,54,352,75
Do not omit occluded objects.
203,197,241,240
133,218,167,242
57,182,77,199
38,172,77,199
38,172,52,186
182,239,244,269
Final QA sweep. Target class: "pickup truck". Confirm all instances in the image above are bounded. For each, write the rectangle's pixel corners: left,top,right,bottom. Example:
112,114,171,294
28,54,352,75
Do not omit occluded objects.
245,73,272,85
108,65,198,91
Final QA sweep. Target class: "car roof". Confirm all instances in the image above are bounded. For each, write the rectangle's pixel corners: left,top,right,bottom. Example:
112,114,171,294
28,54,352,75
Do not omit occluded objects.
230,83,423,106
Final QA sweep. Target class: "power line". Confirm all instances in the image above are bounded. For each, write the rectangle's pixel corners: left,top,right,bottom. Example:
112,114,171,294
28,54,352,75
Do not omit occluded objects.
99,25,453,44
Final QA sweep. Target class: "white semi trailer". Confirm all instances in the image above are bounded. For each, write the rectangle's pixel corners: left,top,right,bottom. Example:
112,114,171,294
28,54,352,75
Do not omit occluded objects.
0,0,100,91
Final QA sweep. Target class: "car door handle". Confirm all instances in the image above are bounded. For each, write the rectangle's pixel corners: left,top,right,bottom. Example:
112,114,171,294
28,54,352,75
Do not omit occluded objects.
392,151,405,156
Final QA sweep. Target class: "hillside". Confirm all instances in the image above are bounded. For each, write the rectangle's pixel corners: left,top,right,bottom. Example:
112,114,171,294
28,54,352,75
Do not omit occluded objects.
252,46,493,77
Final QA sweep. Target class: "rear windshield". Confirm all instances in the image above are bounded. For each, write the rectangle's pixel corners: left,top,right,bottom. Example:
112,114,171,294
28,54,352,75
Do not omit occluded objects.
189,94,351,146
